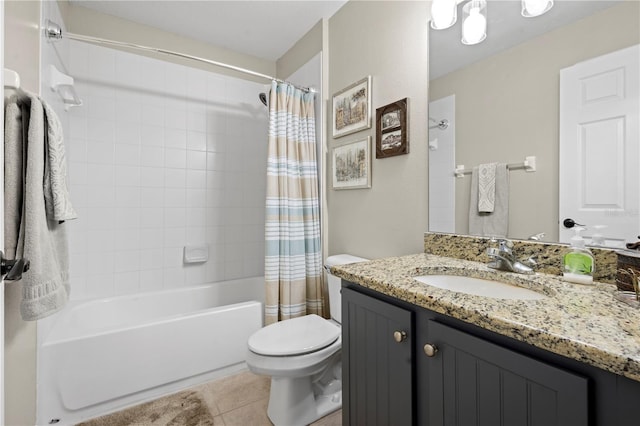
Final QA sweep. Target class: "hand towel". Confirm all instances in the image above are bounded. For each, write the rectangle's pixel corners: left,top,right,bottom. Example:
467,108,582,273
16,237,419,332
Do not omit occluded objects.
469,163,509,238
42,101,77,222
478,162,497,213
4,92,70,320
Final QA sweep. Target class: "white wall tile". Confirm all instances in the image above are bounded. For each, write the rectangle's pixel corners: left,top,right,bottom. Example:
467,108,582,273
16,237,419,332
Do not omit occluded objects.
187,170,207,189
187,130,207,151
140,249,164,270
186,150,207,170
140,189,165,209
140,269,164,292
141,125,164,147
140,145,165,168
165,108,187,130
115,145,141,166
67,43,270,301
114,271,140,295
141,104,165,127
140,167,165,188
164,208,186,228
87,118,115,144
87,142,114,165
162,267,185,288
164,168,186,188
115,165,141,187
164,148,187,169
165,128,187,149
115,122,141,145
140,228,164,249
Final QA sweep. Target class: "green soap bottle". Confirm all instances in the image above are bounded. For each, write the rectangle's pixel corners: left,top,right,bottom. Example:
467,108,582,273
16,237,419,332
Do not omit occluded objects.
563,227,594,285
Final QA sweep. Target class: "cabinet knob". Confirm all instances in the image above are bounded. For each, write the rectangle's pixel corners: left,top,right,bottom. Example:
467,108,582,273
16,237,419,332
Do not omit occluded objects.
393,331,407,343
423,343,438,357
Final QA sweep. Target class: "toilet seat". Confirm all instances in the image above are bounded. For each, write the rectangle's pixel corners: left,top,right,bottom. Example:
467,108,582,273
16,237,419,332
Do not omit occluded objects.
248,314,340,356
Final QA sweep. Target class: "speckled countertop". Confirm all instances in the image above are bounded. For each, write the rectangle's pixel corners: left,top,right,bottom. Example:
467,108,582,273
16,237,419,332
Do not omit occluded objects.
332,254,640,382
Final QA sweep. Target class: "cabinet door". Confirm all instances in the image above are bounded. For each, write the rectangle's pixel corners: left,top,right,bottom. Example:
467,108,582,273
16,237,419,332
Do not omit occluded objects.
342,287,414,426
424,320,588,426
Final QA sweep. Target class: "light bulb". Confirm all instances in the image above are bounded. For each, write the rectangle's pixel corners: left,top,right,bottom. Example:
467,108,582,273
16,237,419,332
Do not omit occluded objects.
521,0,553,17
431,0,457,30
461,1,487,45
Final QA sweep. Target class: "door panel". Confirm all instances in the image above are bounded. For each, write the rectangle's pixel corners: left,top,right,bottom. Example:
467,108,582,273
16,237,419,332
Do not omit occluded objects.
559,44,640,245
426,320,588,426
342,287,413,426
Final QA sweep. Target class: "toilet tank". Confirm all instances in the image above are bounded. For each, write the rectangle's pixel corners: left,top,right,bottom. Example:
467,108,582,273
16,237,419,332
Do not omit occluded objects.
325,254,368,323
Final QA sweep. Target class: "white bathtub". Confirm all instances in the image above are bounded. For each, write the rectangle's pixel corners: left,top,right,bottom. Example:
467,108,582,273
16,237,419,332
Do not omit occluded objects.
37,277,264,425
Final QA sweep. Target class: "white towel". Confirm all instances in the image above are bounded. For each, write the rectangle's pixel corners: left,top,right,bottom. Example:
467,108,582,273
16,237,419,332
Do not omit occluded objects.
478,162,497,213
469,163,509,238
42,101,77,222
4,92,71,320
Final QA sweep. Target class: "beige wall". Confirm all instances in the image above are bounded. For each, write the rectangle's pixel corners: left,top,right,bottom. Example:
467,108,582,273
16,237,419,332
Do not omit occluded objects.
429,1,640,241
4,1,40,423
327,1,430,259
276,19,323,80
60,1,276,83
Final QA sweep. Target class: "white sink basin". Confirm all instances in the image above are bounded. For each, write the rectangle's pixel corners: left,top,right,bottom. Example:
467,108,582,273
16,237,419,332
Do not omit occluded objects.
414,275,546,300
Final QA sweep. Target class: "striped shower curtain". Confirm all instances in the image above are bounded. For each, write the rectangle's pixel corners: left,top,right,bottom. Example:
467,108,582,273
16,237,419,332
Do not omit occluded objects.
264,81,323,325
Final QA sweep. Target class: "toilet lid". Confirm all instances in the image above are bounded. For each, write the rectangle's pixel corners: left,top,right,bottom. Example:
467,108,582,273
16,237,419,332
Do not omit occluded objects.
248,314,340,356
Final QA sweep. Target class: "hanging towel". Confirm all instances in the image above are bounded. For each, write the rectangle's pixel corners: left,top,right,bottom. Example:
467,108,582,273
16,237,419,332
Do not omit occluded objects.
42,101,77,222
4,92,71,320
477,162,497,213
469,163,509,238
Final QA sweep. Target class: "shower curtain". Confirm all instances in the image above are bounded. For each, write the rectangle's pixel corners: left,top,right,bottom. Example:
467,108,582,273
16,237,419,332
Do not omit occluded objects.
264,81,323,325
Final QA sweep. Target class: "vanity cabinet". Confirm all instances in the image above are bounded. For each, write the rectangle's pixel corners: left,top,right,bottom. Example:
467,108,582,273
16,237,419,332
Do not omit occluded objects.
342,287,414,426
342,282,640,426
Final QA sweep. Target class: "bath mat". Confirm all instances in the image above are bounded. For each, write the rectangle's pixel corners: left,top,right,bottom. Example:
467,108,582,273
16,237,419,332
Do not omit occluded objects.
77,390,215,426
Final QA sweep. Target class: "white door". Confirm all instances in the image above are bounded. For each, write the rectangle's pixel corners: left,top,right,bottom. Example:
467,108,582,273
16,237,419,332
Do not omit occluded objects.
559,44,640,246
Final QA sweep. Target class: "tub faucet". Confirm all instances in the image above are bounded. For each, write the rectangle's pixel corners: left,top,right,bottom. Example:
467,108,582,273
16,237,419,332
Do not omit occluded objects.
486,239,534,274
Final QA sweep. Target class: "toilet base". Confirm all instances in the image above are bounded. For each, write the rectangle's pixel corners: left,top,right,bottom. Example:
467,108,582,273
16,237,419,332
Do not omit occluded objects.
267,375,341,426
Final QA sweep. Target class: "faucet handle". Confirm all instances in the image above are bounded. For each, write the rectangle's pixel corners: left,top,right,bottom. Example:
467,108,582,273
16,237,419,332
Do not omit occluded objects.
497,239,513,251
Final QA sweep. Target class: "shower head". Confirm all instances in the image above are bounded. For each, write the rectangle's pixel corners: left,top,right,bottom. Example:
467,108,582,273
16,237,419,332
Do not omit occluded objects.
259,93,268,107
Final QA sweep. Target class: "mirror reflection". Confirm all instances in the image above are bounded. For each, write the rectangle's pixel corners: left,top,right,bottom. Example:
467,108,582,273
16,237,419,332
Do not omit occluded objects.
428,0,639,245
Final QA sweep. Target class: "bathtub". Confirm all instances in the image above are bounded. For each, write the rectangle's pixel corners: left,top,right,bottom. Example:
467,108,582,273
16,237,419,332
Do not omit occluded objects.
37,277,264,425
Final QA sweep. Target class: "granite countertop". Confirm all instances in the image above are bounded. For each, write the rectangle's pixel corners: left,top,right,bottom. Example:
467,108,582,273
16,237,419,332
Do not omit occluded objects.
332,253,640,382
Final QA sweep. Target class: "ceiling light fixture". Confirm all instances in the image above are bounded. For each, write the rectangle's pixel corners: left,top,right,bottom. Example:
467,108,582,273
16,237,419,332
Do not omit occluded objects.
461,0,487,45
430,0,554,45
431,0,458,30
521,0,554,17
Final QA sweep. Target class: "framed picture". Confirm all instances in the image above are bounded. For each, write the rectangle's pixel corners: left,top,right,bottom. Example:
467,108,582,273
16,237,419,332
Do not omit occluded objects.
376,98,408,158
332,137,371,190
332,76,372,138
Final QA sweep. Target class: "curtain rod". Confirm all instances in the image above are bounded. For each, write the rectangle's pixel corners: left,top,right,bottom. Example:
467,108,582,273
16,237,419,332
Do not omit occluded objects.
44,20,315,93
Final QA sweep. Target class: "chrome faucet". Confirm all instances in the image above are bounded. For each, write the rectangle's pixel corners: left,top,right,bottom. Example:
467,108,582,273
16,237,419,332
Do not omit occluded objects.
486,239,534,274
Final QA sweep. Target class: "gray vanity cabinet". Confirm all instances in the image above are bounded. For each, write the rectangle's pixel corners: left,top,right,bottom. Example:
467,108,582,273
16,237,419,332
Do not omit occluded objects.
423,320,588,426
342,287,414,426
343,281,640,426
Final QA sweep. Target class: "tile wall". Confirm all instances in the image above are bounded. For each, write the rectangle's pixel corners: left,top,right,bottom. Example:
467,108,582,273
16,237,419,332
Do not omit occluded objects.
65,41,269,300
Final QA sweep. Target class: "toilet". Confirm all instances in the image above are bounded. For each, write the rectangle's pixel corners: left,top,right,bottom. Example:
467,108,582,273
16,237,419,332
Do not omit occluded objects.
246,254,367,426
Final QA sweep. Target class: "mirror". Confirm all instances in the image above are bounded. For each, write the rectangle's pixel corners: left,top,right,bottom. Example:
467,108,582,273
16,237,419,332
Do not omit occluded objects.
428,0,639,243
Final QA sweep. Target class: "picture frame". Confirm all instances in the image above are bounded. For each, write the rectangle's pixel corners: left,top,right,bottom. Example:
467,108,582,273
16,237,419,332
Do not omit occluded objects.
376,98,408,158
332,76,372,138
332,137,372,190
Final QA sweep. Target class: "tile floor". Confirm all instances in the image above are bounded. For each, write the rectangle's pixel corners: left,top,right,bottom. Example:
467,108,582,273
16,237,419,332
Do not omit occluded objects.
85,370,342,426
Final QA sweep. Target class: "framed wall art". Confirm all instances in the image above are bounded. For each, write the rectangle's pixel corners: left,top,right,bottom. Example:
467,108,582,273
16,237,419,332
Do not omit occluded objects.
376,98,408,158
332,76,372,138
332,137,371,190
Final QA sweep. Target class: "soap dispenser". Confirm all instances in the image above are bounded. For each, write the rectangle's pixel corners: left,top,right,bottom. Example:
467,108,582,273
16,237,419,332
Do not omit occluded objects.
563,227,595,285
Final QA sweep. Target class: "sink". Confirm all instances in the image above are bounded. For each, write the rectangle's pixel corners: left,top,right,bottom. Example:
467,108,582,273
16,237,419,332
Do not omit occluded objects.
414,275,547,300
